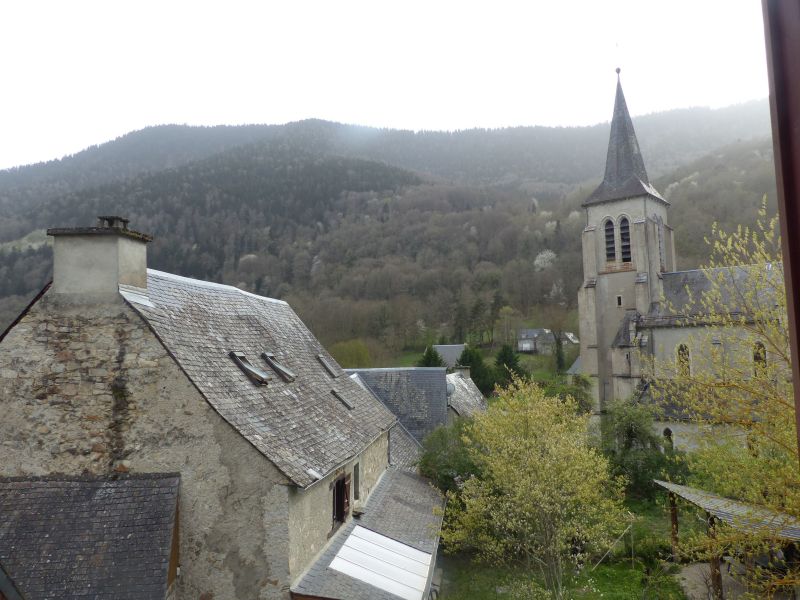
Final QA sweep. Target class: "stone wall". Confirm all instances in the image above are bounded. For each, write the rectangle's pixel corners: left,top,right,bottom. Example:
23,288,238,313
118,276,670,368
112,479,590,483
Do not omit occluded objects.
286,430,389,581
0,293,293,600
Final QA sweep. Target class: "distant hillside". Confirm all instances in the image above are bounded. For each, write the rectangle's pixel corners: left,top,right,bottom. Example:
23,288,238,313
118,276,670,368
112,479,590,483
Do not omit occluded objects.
0,101,778,353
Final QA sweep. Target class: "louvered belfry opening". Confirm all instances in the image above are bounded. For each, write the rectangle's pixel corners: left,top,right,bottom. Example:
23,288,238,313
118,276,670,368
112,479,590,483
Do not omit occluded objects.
620,217,631,262
604,219,616,261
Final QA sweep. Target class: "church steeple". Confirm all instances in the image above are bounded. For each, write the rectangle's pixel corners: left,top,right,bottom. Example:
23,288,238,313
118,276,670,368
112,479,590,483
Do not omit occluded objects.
584,69,665,206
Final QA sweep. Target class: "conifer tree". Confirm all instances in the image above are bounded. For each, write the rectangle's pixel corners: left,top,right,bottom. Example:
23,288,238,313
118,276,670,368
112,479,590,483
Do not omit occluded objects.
417,346,445,367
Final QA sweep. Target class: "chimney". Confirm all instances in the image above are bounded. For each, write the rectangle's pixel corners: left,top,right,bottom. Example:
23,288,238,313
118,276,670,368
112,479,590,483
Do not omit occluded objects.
47,216,153,299
454,366,471,380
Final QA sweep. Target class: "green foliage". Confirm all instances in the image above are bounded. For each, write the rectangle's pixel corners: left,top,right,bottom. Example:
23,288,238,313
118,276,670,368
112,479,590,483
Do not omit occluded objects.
540,373,594,414
443,378,626,599
494,344,526,387
417,346,445,367
328,339,372,368
602,398,686,499
456,346,495,395
418,418,479,494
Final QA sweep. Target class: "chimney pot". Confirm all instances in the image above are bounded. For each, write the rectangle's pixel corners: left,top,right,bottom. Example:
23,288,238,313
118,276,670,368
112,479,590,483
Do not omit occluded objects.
47,216,152,299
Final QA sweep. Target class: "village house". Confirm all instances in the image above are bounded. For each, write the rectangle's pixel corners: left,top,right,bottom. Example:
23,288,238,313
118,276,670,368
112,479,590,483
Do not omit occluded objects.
516,328,579,355
0,217,442,600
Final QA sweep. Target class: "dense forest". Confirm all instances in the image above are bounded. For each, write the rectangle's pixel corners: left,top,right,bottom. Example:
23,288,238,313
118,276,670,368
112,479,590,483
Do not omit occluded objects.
0,103,777,359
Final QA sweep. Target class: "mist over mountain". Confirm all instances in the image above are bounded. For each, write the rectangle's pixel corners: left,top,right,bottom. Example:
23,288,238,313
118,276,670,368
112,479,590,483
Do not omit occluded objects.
0,100,776,352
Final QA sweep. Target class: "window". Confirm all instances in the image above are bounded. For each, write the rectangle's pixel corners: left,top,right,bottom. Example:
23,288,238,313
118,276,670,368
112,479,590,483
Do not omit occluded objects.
261,352,297,382
332,474,351,525
677,344,690,378
604,219,616,261
616,295,623,307
331,389,354,409
229,351,272,385
663,428,674,453
753,342,767,377
318,354,340,378
353,463,360,500
619,217,631,262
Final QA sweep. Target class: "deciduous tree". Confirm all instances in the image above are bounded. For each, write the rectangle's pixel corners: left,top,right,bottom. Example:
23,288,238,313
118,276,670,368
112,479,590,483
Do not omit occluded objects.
442,378,625,598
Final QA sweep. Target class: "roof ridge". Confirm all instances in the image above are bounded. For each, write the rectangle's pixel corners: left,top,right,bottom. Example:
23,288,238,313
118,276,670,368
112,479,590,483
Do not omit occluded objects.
147,269,288,305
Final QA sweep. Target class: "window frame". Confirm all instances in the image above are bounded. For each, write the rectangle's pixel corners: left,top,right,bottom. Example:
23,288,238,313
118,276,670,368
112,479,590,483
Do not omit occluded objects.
229,351,273,385
604,218,616,262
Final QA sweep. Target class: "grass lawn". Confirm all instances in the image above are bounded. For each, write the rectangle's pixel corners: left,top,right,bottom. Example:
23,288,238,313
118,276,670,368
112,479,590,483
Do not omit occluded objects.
439,554,686,599
438,498,692,599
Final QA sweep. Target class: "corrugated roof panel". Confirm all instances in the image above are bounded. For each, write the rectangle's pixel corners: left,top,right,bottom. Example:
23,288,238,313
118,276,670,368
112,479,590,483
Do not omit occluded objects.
329,525,433,600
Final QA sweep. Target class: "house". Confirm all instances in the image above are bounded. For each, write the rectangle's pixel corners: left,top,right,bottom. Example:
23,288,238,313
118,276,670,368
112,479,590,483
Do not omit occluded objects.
575,72,773,449
446,369,486,421
0,217,442,600
348,367,487,469
517,329,579,354
432,344,465,368
0,473,180,600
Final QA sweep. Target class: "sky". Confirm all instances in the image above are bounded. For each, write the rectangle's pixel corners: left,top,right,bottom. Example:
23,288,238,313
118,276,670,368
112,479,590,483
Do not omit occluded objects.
0,0,769,170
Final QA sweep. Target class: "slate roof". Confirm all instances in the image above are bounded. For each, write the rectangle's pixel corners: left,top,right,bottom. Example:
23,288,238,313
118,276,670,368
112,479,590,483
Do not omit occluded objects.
121,270,396,488
446,372,486,418
517,328,551,340
566,356,582,375
346,368,448,443
612,310,641,348
291,468,444,600
432,344,465,368
641,265,780,326
655,480,800,541
584,74,666,206
388,422,422,472
0,473,180,600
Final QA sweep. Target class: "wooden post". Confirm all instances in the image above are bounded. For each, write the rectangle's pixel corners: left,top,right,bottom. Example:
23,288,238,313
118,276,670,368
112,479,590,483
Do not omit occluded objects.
762,0,800,467
707,512,724,600
669,492,679,561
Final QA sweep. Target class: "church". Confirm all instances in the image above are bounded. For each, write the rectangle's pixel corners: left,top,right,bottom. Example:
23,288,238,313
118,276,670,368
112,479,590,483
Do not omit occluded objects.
576,71,772,447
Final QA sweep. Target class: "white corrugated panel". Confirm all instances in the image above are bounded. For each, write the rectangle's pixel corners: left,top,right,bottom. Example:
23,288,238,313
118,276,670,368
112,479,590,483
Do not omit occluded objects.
329,525,433,600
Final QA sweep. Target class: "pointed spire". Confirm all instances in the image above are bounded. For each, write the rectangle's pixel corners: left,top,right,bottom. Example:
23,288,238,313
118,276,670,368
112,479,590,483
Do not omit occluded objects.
584,70,665,206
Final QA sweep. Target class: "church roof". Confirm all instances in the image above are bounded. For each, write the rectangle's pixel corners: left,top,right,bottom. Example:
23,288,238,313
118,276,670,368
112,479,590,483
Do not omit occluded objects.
584,72,666,207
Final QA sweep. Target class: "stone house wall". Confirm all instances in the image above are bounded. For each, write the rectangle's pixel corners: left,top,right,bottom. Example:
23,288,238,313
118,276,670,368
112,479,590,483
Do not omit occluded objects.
0,294,294,600
286,430,389,581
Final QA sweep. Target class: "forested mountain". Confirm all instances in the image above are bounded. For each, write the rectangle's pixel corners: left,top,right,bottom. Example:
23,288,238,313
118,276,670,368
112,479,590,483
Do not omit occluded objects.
0,102,777,357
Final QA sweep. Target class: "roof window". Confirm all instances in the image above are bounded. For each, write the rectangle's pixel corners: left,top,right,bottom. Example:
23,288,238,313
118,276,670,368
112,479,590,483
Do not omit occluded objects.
229,351,272,385
318,354,340,378
262,352,297,382
331,389,354,410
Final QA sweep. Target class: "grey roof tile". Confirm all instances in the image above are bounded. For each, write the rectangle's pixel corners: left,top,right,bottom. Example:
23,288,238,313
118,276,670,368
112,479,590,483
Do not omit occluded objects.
446,372,486,418
0,473,179,600
584,75,665,206
291,468,444,600
346,368,448,443
432,344,464,368
123,270,396,488
388,423,422,472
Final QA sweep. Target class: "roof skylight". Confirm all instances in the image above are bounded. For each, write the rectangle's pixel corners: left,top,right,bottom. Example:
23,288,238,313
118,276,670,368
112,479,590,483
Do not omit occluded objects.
261,352,297,382
317,354,340,378
229,351,272,385
331,389,354,410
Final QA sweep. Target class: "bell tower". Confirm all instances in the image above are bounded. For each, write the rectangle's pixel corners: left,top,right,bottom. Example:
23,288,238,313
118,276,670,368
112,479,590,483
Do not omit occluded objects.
577,70,676,411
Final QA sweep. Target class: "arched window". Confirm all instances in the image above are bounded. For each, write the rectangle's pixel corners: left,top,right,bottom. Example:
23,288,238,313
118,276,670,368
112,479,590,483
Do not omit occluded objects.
754,342,767,377
604,219,616,261
677,344,690,378
663,428,674,453
619,217,631,262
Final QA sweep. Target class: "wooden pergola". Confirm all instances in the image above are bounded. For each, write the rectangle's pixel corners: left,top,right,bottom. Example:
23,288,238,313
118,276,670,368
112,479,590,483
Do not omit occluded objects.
655,480,800,599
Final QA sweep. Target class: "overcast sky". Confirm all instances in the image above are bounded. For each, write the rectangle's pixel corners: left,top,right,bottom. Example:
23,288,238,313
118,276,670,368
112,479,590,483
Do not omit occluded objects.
0,0,769,170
